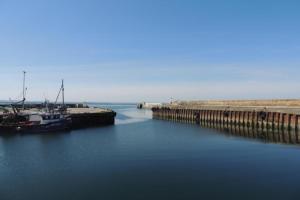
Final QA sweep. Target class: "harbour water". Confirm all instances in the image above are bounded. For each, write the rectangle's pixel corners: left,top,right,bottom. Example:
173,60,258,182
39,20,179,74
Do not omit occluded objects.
1,103,300,200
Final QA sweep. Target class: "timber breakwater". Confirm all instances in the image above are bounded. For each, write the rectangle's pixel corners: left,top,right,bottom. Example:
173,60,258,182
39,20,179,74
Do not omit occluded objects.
152,100,300,144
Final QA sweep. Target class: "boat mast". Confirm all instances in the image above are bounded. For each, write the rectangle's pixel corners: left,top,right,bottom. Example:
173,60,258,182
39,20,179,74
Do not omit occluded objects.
54,79,65,109
22,71,26,110
62,79,64,107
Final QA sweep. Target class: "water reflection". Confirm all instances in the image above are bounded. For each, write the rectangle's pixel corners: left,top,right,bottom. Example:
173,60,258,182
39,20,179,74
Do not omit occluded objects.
155,113,300,145
115,108,152,125
200,121,300,145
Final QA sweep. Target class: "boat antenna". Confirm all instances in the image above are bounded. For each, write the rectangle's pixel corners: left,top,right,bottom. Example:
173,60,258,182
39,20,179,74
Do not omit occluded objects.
62,79,65,107
22,71,26,110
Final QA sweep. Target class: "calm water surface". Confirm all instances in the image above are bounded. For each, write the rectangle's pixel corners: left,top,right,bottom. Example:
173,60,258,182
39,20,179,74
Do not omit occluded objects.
1,104,300,200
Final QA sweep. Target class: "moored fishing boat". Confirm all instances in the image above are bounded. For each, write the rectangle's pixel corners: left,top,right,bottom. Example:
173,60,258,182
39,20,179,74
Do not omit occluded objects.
0,72,72,133
0,111,72,133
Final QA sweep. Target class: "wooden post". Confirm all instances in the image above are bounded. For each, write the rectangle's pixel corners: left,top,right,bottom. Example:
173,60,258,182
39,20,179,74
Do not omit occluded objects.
203,110,206,124
234,111,237,126
208,110,211,125
238,111,241,126
213,110,216,125
211,110,214,125
233,111,236,126
265,112,270,130
246,112,249,127
290,114,295,131
241,112,245,127
215,110,218,126
187,109,189,122
207,110,210,125
219,110,223,124
288,114,292,131
191,109,194,123
198,110,201,123
191,109,195,123
229,111,232,126
255,112,259,130
276,113,281,130
180,109,182,121
296,115,299,132
221,110,224,126
180,109,183,121
281,113,286,130
226,111,230,127
212,110,215,125
251,111,255,129
296,115,300,143
271,112,275,131
243,111,247,127
203,110,206,125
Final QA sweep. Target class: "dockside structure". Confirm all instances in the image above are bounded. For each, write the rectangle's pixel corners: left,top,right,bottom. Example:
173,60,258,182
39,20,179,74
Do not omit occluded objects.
68,108,116,128
0,106,116,131
152,100,300,143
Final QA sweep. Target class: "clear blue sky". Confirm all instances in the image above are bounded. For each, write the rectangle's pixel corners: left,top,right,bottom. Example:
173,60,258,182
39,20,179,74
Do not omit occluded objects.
0,0,299,102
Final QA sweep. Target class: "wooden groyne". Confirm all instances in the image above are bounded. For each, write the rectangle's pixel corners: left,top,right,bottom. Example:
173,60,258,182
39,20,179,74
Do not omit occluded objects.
152,100,300,144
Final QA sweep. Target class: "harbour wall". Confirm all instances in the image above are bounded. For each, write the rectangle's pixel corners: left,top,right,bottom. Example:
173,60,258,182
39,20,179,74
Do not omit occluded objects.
152,100,300,144
69,108,116,129
137,102,162,109
0,107,117,130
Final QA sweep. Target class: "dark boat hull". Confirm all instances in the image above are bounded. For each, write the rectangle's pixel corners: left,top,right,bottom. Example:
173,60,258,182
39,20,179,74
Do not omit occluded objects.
0,119,72,134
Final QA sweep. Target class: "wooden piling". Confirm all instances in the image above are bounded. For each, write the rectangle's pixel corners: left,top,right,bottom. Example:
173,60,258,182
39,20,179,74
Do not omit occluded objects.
151,104,300,144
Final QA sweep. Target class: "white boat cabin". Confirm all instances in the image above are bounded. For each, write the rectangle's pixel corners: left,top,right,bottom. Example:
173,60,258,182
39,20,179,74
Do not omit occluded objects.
27,113,65,125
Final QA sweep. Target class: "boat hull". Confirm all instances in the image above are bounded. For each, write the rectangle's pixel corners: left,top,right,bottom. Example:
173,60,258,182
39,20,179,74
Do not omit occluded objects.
0,119,72,134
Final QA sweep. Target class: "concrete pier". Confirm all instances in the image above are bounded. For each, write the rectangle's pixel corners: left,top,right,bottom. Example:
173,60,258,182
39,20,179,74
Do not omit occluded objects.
137,102,162,109
68,108,116,129
152,100,300,144
0,106,116,131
